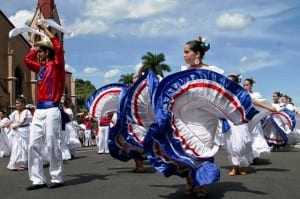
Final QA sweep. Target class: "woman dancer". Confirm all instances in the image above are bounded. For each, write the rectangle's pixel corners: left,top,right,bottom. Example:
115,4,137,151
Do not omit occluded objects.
263,93,296,151
243,78,278,163
61,105,81,160
123,72,159,173
221,74,254,176
7,96,32,171
107,72,159,173
281,94,297,112
184,37,222,197
144,37,258,198
0,110,11,157
272,92,283,110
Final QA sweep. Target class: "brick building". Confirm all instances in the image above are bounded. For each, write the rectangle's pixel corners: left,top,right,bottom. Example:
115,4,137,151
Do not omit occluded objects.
0,0,76,112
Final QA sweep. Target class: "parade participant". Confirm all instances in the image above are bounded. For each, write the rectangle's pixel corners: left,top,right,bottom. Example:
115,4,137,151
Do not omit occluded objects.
263,93,296,150
184,37,224,73
183,37,223,197
284,96,299,145
24,20,66,190
7,96,32,171
262,107,296,151
221,74,254,176
119,72,159,173
97,111,113,154
77,124,86,146
83,115,92,147
272,92,283,110
64,107,81,159
0,109,11,158
60,106,72,160
144,37,259,198
25,104,36,116
243,78,278,163
130,74,145,173
101,72,159,173
282,94,297,112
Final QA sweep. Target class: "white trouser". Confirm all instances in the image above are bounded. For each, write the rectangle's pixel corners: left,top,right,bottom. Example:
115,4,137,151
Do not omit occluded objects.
84,129,91,146
28,107,64,184
97,126,109,153
61,130,71,160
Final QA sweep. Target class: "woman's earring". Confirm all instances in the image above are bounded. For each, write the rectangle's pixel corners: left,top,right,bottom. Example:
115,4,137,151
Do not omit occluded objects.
194,58,200,65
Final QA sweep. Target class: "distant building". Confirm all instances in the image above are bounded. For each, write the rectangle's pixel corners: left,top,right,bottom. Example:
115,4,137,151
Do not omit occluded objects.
0,0,76,113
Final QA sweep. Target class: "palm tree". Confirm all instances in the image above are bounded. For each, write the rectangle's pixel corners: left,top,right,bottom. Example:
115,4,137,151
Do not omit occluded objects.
140,52,171,77
119,73,135,87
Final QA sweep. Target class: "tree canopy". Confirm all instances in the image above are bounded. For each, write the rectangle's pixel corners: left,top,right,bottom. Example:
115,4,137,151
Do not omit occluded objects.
119,72,135,87
75,79,96,113
139,52,171,77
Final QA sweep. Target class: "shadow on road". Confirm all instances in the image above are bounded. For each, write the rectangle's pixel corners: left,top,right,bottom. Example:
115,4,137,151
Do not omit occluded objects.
65,173,112,186
107,166,157,174
151,181,268,199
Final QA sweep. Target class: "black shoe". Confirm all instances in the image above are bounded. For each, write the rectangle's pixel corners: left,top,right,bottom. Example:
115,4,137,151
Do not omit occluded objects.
251,158,259,165
26,184,47,191
48,182,64,189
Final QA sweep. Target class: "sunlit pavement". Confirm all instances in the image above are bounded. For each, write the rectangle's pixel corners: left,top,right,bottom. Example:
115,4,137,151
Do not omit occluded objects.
0,145,299,199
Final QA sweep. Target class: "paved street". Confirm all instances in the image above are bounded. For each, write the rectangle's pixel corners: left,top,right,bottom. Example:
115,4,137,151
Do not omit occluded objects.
1,145,300,199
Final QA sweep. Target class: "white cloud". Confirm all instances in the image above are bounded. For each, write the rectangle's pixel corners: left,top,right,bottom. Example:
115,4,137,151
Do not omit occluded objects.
83,67,99,74
9,10,34,27
127,0,178,18
67,0,125,36
69,19,108,35
67,0,181,36
240,54,264,65
104,68,120,79
82,0,177,19
140,17,188,36
216,13,255,31
65,64,76,73
83,0,128,20
238,51,278,73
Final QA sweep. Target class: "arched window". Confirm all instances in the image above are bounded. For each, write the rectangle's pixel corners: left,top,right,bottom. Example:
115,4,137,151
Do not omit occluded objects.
64,87,69,96
15,67,24,96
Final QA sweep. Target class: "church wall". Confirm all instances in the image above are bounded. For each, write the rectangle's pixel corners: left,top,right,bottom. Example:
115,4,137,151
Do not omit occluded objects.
0,12,12,111
0,4,75,113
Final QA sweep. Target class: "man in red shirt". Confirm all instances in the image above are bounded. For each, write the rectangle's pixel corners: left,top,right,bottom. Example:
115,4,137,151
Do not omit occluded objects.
97,111,113,154
83,115,92,147
24,20,65,190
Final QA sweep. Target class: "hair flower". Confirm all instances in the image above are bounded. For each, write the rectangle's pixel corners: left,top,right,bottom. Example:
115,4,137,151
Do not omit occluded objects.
198,36,210,52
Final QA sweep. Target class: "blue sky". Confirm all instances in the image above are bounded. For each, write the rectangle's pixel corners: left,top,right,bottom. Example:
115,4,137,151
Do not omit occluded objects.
1,0,300,107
